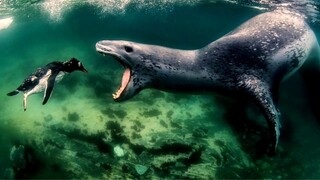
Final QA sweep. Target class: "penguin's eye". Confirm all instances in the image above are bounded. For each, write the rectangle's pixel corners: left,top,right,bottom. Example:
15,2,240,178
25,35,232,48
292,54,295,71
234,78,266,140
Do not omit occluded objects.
124,45,133,53
78,62,81,67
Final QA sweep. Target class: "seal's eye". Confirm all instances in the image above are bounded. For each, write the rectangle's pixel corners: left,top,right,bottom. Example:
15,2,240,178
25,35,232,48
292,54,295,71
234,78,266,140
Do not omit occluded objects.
124,45,133,53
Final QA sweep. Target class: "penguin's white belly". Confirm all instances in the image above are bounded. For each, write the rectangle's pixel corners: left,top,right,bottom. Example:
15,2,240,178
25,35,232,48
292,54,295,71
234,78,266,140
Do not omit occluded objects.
25,70,52,97
24,70,65,97
55,71,65,82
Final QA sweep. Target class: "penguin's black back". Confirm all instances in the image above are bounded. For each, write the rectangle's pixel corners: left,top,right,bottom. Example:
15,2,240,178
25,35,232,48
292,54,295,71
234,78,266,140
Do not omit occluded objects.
17,62,64,92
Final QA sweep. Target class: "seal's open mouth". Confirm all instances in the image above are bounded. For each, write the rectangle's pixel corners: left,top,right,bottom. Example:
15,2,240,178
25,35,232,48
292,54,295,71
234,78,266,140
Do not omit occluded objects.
96,43,131,100
114,67,131,99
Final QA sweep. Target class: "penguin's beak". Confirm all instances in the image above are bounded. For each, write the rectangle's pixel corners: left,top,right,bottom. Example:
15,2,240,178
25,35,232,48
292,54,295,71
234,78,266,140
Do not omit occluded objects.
80,66,88,73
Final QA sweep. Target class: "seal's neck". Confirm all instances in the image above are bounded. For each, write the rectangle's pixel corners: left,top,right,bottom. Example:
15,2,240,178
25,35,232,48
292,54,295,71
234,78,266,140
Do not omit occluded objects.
146,47,210,91
154,47,197,66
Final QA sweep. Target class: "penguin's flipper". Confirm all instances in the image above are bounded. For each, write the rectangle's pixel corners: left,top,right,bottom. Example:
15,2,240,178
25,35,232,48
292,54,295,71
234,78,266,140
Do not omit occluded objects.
42,73,57,105
7,90,19,96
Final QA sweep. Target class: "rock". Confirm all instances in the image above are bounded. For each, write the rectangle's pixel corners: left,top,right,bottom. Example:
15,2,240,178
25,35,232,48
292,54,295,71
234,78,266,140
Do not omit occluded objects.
7,144,44,179
44,114,53,122
3,168,15,179
67,112,80,122
122,163,151,178
134,164,149,175
10,145,26,171
114,145,125,157
192,127,208,138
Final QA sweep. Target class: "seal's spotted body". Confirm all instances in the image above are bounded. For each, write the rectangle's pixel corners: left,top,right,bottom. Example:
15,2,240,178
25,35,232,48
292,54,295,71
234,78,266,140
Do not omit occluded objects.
96,10,320,153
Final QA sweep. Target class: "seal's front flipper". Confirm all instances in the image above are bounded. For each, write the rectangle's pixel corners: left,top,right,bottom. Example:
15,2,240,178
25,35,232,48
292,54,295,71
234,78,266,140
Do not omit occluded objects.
239,75,281,154
42,73,57,105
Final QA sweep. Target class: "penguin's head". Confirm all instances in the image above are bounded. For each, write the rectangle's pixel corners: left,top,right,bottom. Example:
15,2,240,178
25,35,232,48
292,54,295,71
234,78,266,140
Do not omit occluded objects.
63,58,88,73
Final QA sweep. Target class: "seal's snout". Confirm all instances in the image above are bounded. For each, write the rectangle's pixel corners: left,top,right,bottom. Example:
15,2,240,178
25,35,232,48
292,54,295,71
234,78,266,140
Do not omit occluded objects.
96,41,114,55
95,41,102,50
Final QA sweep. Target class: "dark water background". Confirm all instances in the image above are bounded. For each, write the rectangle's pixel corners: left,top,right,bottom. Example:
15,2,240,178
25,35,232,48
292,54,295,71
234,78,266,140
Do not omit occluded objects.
1,0,320,179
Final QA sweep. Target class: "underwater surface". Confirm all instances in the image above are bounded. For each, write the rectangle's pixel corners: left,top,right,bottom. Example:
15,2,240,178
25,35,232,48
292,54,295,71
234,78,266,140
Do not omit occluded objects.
1,0,320,179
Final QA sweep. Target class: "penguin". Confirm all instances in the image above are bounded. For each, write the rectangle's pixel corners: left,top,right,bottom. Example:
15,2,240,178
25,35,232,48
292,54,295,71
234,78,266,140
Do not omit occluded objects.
7,57,88,111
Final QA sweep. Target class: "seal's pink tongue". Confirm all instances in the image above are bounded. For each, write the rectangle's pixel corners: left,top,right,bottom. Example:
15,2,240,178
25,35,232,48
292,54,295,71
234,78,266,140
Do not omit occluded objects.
122,68,130,88
113,68,131,99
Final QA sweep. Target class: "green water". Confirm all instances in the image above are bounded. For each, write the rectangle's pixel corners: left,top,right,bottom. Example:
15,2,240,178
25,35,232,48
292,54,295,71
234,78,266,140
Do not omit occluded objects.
1,0,320,179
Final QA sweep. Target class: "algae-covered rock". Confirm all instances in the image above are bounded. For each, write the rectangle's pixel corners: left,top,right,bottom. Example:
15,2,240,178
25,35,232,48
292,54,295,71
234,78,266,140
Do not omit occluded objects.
3,168,15,179
114,145,125,157
10,145,26,171
122,163,151,178
67,112,80,122
134,164,149,175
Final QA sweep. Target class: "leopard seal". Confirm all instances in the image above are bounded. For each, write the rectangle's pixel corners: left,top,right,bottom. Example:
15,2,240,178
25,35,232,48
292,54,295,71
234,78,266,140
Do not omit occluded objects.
96,9,320,153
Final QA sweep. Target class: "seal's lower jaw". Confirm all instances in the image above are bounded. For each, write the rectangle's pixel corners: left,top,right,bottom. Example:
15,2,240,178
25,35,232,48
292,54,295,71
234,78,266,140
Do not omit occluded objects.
96,45,131,101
